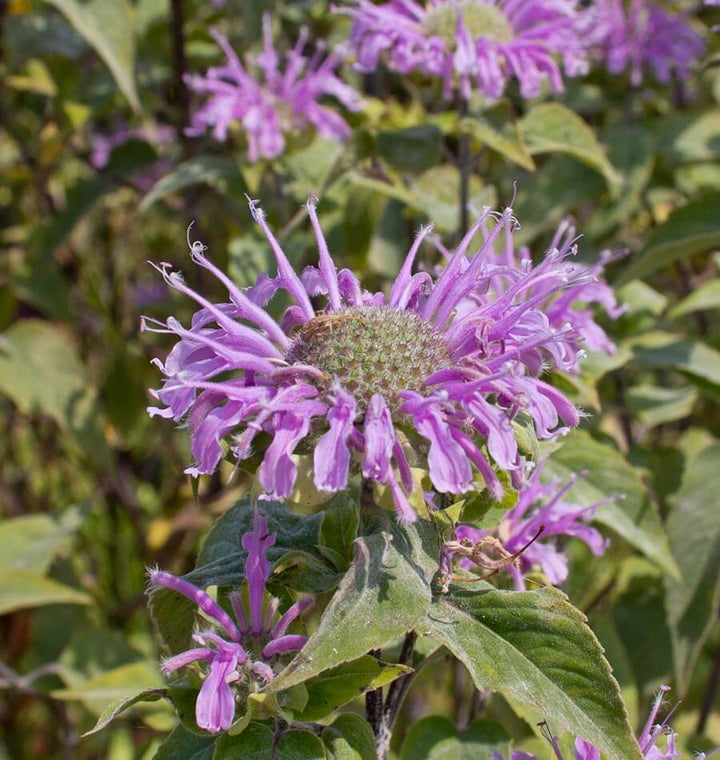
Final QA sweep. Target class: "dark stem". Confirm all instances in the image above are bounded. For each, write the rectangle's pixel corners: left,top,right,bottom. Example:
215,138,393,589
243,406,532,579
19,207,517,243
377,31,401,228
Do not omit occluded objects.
170,0,190,141
457,97,471,238
378,631,418,753
613,373,634,451
366,648,385,742
697,623,720,735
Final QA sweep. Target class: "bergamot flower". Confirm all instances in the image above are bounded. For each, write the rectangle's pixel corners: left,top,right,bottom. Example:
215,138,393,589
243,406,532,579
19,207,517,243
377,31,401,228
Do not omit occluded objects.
338,0,589,100
144,196,613,522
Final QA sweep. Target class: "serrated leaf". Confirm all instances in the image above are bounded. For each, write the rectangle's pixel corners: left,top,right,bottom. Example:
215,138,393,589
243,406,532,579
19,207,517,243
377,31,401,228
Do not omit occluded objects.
296,655,411,722
422,585,642,760
322,714,377,760
520,103,620,188
266,519,438,693
616,192,720,285
0,569,90,614
665,444,720,694
46,0,140,111
545,431,679,577
140,156,246,212
81,688,166,737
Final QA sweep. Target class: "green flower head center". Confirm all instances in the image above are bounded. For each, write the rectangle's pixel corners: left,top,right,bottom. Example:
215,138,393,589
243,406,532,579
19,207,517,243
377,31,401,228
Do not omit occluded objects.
285,306,452,412
423,1,514,46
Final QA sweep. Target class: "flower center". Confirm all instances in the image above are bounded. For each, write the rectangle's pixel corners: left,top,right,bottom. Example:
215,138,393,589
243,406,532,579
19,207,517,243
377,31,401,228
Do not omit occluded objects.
423,1,514,46
285,306,452,412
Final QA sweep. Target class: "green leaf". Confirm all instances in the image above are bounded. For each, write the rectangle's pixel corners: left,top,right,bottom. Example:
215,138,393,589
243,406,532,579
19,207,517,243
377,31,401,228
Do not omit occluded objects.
616,192,720,285
148,582,198,657
81,688,166,737
46,0,140,112
408,164,495,233
0,320,110,464
154,725,215,760
520,103,620,188
377,126,443,173
0,509,83,573
276,730,327,760
627,331,720,397
626,385,698,429
0,569,90,614
665,444,720,694
462,105,535,170
213,723,274,759
399,717,510,760
296,655,411,722
266,519,438,693
322,714,377,760
587,123,654,237
150,499,334,656
52,661,162,708
422,585,642,760
668,279,720,319
139,156,246,212
513,157,604,245
656,110,720,164
546,431,679,577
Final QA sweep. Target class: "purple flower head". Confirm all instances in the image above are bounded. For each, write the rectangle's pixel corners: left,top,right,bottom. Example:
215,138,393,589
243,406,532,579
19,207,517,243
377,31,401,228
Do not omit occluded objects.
494,686,716,760
338,0,589,100
144,196,616,523
581,0,704,85
452,463,610,590
147,511,312,734
185,14,362,161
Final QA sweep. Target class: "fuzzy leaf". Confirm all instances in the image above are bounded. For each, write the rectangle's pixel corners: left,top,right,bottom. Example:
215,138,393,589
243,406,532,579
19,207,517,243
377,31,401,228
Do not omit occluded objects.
322,714,377,760
422,585,642,760
154,726,215,760
81,688,166,737
266,518,438,692
296,655,412,721
213,722,274,759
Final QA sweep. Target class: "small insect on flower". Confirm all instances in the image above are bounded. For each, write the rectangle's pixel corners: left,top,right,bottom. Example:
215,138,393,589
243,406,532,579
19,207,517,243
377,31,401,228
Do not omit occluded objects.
144,195,620,523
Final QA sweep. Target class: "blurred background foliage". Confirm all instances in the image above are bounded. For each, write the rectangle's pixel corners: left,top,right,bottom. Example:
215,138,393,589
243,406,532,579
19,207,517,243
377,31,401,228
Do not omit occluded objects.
2,0,720,757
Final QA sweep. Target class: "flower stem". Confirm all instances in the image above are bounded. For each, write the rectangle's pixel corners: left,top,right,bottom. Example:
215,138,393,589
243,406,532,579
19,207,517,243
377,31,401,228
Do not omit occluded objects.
170,0,190,144
457,96,471,238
